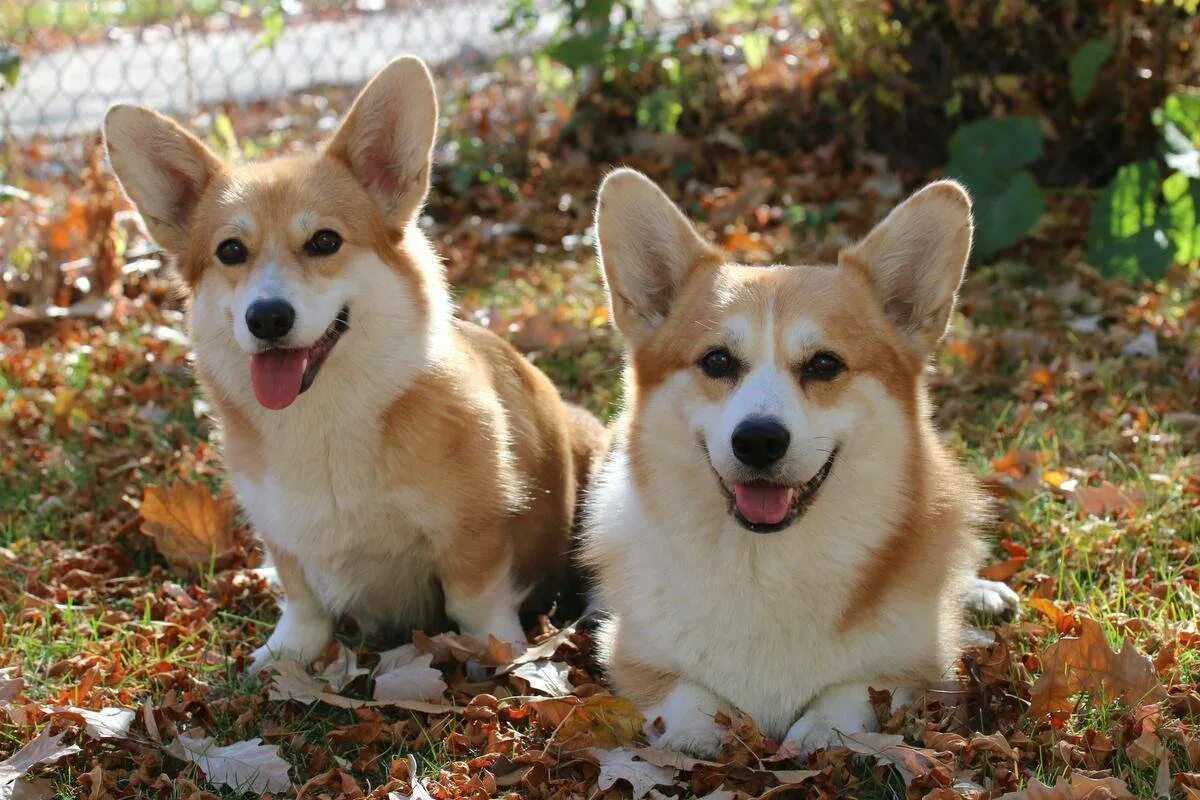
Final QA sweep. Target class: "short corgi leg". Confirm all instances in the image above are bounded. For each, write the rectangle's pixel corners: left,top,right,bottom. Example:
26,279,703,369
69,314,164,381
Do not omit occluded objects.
643,681,729,757
442,548,528,645
782,683,876,757
964,576,1020,617
250,545,334,673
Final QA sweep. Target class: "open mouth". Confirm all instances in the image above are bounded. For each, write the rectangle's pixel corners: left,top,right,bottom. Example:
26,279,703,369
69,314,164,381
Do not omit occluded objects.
716,447,839,533
249,306,350,410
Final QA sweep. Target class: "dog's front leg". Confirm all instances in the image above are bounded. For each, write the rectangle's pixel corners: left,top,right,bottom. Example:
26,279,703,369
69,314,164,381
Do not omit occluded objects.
641,681,730,757
249,545,334,673
780,682,878,757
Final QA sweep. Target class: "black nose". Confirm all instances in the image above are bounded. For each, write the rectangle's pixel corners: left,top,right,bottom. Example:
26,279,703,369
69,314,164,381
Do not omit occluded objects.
732,417,790,469
245,299,295,341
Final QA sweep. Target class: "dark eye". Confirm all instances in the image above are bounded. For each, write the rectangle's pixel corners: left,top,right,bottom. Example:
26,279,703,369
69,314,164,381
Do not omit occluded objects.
305,229,342,256
215,238,247,266
802,351,845,381
698,348,738,379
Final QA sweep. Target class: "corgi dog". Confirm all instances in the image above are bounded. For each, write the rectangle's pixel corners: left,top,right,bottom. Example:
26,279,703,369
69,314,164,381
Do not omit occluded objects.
103,57,603,670
582,169,1018,757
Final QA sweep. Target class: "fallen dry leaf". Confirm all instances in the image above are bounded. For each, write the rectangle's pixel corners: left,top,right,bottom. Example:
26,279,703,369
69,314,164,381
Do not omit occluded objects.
512,659,574,696
318,644,369,693
1030,616,1166,716
558,694,646,749
267,659,457,714
373,652,447,703
139,482,235,571
40,706,134,740
171,733,291,794
591,748,674,800
997,772,1135,799
0,728,81,796
840,731,952,787
1071,481,1146,518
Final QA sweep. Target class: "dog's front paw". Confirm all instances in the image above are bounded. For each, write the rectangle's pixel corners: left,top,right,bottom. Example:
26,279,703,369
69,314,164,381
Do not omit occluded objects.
642,685,726,758
644,715,724,758
964,576,1020,618
248,609,334,674
780,684,876,758
779,714,846,759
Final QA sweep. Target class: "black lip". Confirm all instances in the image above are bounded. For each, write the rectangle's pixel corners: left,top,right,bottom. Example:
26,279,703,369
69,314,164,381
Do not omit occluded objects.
714,446,839,534
298,305,350,394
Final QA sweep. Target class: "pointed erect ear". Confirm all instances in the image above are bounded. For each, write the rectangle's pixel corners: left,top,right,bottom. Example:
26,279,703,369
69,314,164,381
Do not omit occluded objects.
103,105,224,254
324,56,438,234
840,180,973,357
595,168,720,341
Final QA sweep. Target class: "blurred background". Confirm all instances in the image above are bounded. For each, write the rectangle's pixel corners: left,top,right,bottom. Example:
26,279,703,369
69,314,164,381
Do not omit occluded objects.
1,1,1199,797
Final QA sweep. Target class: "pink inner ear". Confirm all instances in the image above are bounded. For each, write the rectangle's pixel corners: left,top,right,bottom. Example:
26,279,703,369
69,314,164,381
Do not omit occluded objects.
163,163,201,217
360,146,400,196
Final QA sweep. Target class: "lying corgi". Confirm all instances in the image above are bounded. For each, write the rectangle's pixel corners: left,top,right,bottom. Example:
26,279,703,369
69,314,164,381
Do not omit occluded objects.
583,169,1018,756
104,57,603,670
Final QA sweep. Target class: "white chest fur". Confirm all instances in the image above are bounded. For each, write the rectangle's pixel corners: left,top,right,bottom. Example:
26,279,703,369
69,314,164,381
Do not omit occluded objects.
588,446,954,740
231,386,448,631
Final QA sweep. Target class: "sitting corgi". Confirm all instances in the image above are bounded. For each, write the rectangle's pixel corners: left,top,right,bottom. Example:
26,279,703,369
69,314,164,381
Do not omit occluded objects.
104,57,603,670
582,168,1018,756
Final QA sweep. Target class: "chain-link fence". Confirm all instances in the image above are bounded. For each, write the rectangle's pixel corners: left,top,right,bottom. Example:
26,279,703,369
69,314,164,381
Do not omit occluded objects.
0,0,548,144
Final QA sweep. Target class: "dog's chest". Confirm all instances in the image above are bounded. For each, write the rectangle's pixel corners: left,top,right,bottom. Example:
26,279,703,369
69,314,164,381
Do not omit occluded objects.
599,485,882,736
232,410,448,624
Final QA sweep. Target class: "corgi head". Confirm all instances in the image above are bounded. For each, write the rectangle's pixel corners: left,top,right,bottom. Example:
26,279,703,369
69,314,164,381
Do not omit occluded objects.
595,169,972,534
103,57,442,412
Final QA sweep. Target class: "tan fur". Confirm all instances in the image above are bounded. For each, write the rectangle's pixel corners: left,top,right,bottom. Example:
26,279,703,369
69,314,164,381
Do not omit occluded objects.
104,57,602,666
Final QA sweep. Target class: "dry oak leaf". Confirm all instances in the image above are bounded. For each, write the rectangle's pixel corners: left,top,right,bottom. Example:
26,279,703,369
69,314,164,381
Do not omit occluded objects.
1071,481,1145,518
0,727,82,798
840,731,952,787
140,483,234,571
557,694,645,749
591,748,675,800
1029,616,1166,717
372,651,448,703
997,773,1134,799
40,706,134,740
512,659,574,696
170,733,291,794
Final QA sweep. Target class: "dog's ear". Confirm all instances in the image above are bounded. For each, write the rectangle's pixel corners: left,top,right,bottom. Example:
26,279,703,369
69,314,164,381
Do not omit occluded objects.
840,180,973,357
103,105,224,255
325,56,438,234
595,168,719,341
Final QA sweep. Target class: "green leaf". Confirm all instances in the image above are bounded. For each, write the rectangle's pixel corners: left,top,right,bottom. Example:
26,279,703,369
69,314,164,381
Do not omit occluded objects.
0,47,19,87
1162,171,1200,264
946,117,1042,190
972,170,1045,259
254,5,285,52
741,32,769,70
1156,92,1200,141
1087,161,1173,281
1069,40,1113,103
1157,93,1200,178
213,112,239,159
544,29,609,70
636,88,683,134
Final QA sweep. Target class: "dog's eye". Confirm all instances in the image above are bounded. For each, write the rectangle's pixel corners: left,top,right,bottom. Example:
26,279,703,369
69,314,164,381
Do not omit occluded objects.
698,348,738,379
216,238,248,266
802,351,845,381
305,229,342,256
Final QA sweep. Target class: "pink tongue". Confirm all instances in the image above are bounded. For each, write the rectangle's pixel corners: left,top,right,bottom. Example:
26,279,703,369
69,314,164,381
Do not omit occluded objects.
250,349,308,410
732,484,795,525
